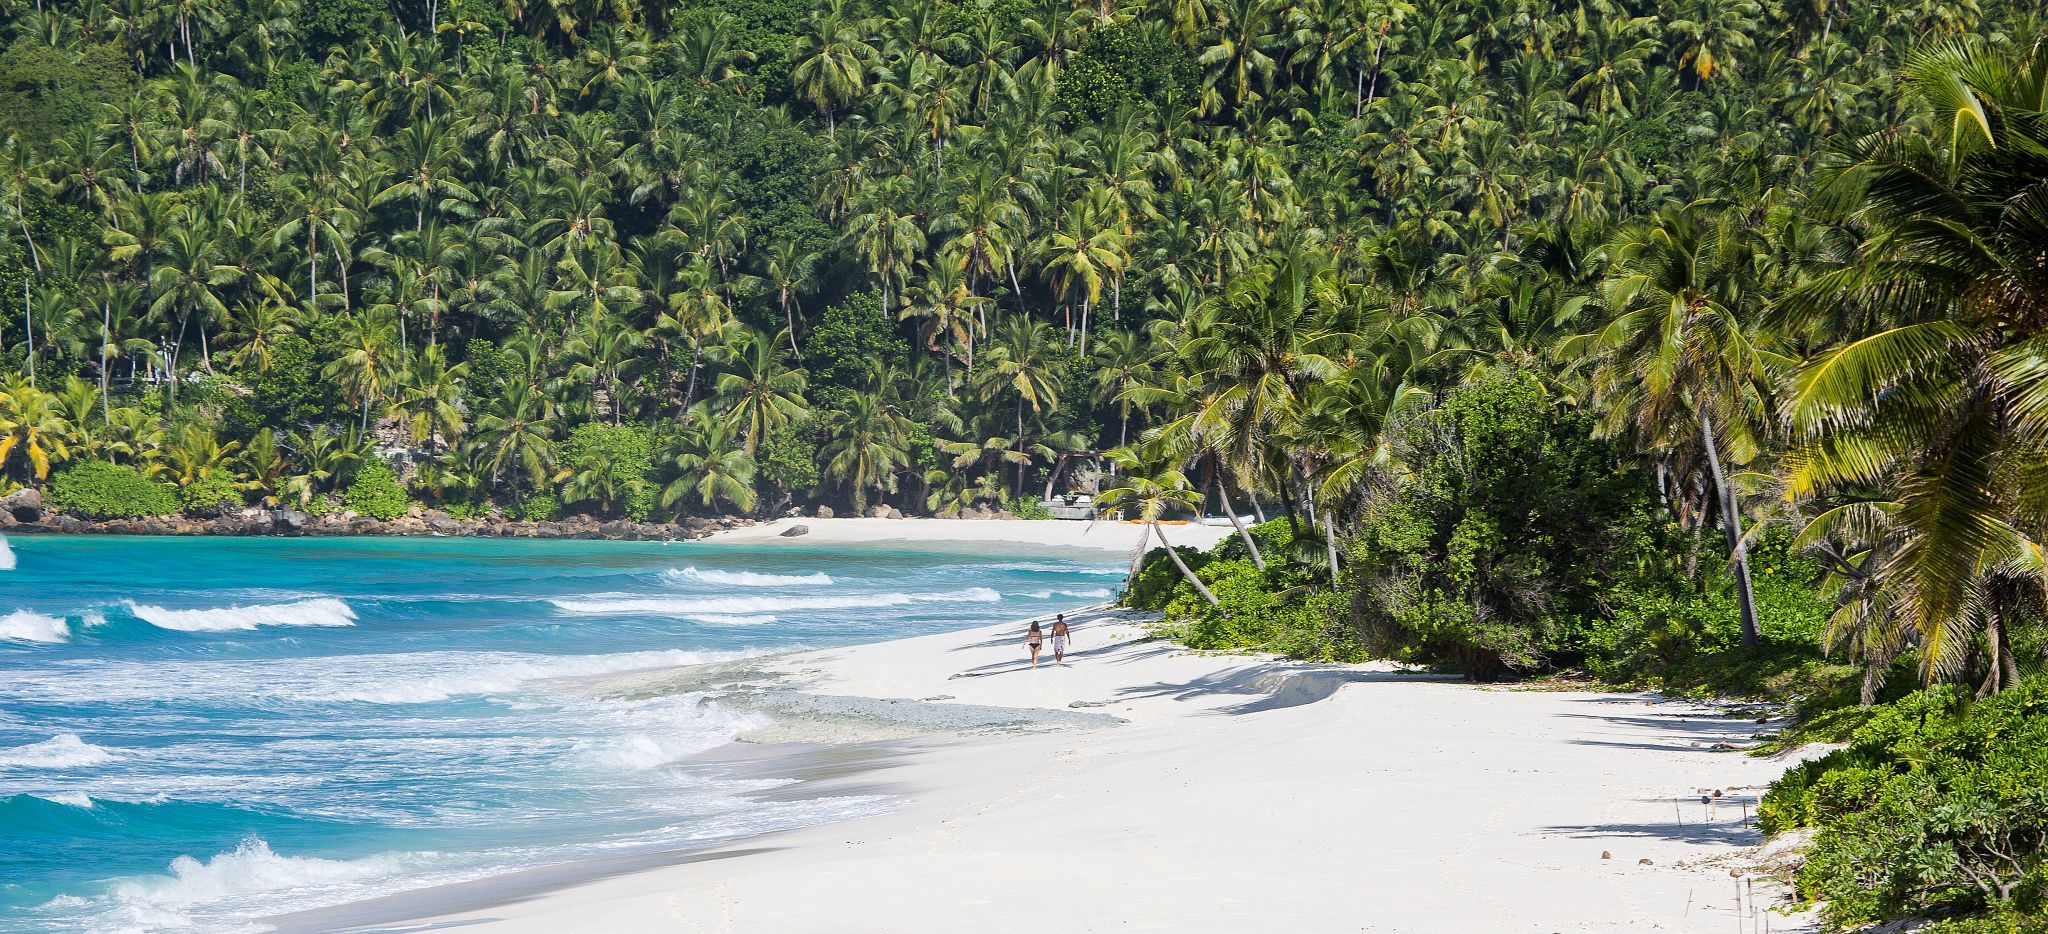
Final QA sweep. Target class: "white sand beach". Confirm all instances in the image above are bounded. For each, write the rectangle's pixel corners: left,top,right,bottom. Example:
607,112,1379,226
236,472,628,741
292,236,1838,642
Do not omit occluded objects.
341,604,1820,934
707,516,1239,552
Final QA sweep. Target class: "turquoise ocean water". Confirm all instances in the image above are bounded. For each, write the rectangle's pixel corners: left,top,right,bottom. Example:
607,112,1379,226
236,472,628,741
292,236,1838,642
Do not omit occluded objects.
0,533,1122,932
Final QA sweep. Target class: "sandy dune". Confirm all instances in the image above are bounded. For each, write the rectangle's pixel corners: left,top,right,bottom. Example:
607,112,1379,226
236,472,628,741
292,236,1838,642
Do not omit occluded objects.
350,608,1817,934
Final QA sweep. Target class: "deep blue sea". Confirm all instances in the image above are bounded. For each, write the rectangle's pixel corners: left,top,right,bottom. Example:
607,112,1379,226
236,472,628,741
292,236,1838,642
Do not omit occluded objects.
0,533,1121,932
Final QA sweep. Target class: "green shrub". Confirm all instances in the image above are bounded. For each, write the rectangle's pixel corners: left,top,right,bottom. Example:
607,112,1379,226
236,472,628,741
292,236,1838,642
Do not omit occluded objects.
1347,368,1651,680
1126,543,1212,610
45,461,177,519
558,423,658,518
342,460,410,520
179,474,243,517
1167,559,1364,661
1004,496,1053,520
1212,517,1296,564
1763,678,2048,927
512,493,561,522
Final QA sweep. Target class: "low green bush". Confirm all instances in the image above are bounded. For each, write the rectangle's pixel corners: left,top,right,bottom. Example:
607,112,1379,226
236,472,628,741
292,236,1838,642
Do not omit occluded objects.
1004,495,1053,520
342,460,410,520
1211,517,1296,564
45,461,177,519
511,493,561,522
1167,558,1364,661
1125,542,1212,610
179,474,244,517
1761,677,2048,927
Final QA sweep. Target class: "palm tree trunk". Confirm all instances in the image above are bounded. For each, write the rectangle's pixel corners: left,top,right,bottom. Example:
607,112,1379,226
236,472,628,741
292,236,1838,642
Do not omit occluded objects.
1124,526,1149,596
1700,415,1761,648
1213,475,1263,570
1324,516,1342,584
100,296,112,421
1153,519,1218,606
21,281,33,386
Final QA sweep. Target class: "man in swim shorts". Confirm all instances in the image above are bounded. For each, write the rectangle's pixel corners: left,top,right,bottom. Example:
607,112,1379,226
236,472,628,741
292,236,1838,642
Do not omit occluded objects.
1050,614,1070,664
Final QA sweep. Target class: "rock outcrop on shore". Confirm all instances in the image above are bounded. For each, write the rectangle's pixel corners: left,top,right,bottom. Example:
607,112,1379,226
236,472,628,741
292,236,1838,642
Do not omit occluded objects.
0,506,757,541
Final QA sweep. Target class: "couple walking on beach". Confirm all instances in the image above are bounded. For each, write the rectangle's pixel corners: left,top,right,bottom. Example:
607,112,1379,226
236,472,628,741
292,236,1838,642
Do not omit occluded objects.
1026,614,1070,668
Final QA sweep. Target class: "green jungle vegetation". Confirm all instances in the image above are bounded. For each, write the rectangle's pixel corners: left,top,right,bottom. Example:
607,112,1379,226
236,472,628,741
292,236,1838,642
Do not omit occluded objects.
0,1,2046,927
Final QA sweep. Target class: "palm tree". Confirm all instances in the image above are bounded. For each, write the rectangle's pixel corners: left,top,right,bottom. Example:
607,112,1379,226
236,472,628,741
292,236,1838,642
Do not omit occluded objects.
665,415,758,514
1565,201,1785,648
1097,445,1217,605
396,344,469,453
326,309,400,433
149,222,242,391
714,328,809,454
977,315,1067,496
762,241,817,358
0,378,70,483
790,2,877,136
1777,40,2048,685
473,379,560,499
823,389,911,515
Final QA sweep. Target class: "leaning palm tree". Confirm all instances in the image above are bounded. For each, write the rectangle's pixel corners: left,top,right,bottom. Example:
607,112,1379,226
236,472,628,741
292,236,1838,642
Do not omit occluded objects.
1777,39,2048,686
1097,445,1217,606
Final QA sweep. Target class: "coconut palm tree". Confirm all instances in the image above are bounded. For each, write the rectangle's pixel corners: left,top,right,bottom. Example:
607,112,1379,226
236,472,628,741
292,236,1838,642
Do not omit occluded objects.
665,415,757,514
0,378,70,483
1777,39,2048,685
715,328,809,454
1565,200,1786,648
1097,445,1217,605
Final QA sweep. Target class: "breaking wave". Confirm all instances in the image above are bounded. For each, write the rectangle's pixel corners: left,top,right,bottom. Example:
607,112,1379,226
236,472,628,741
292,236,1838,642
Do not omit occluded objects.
552,587,1000,616
0,609,69,643
665,566,833,587
123,598,357,633
0,733,120,769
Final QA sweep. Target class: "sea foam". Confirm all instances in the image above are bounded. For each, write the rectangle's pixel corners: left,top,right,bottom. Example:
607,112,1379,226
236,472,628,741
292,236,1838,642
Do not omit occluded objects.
297,648,751,704
686,614,778,626
0,733,120,768
124,598,357,632
666,566,833,587
0,533,14,569
0,609,69,643
552,587,1000,616
106,839,414,920
1022,588,1114,600
34,791,94,808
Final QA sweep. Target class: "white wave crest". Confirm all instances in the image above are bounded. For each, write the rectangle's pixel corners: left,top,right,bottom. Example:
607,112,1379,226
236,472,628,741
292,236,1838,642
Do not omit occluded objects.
34,791,94,808
0,533,14,570
109,839,410,915
0,733,120,768
992,562,1126,576
554,587,999,616
666,566,833,587
686,614,777,626
1021,588,1114,600
125,598,357,633
0,610,69,643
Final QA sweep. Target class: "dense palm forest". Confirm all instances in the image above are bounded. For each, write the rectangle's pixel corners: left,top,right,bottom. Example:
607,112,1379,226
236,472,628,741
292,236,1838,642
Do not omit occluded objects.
3,3,2048,922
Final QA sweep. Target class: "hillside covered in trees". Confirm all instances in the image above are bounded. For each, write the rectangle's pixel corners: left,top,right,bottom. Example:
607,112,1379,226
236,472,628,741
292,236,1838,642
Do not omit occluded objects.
5,0,2048,926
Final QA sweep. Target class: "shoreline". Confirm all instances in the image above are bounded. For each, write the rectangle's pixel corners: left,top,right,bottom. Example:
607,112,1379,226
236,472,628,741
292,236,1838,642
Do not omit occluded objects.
287,607,1823,933
0,510,1237,552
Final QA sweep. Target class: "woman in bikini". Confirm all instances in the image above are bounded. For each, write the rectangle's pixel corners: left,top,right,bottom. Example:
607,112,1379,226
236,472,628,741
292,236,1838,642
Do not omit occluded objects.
1026,621,1044,668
